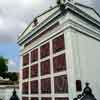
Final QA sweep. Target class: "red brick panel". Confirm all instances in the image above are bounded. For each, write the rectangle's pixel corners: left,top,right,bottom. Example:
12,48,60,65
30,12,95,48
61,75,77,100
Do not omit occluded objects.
22,97,29,100
40,42,50,59
31,97,38,100
31,64,38,78
55,98,68,100
41,60,50,76
53,34,65,53
76,80,82,92
30,80,38,94
23,54,29,66
53,54,66,73
22,82,29,94
42,97,52,100
41,78,51,93
31,49,38,63
23,67,29,79
54,75,68,93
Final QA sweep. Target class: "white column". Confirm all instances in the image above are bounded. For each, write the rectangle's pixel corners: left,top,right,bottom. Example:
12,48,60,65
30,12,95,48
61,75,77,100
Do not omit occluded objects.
70,30,82,81
38,47,41,100
20,55,23,100
50,39,55,100
64,28,76,100
29,52,31,100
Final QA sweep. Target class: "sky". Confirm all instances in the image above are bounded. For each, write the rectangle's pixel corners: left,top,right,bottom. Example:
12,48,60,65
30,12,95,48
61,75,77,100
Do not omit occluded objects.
0,0,100,72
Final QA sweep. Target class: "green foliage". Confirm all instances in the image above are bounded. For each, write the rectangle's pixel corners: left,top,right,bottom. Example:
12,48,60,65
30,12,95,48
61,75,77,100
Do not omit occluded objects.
7,72,18,82
0,56,8,77
0,56,18,82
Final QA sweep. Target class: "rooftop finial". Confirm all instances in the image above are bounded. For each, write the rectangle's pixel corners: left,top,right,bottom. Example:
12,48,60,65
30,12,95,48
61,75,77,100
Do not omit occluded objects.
56,0,66,12
68,0,72,2
33,18,38,26
67,0,74,3
56,0,73,5
57,0,66,5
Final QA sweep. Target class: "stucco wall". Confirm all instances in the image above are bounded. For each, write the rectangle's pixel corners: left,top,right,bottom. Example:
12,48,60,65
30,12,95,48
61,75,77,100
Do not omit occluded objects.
76,32,100,100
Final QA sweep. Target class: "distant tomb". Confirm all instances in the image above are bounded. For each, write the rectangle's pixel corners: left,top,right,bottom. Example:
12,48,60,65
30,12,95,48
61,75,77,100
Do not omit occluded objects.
9,88,20,100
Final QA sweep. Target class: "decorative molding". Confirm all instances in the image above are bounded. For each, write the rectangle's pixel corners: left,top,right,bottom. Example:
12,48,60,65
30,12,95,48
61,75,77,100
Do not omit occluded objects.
24,22,59,47
18,2,100,46
20,19,100,55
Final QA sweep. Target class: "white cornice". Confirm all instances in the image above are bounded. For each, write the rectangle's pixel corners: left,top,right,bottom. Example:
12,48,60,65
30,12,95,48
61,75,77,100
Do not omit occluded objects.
68,20,100,41
20,19,100,54
18,8,61,45
66,3,100,26
18,2,100,45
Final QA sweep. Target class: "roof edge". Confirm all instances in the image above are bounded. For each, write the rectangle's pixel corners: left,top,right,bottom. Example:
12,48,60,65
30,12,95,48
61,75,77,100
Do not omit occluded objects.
75,2,100,18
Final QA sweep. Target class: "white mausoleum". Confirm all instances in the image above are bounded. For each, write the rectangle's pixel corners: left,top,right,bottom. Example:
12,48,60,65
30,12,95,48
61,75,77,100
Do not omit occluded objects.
18,0,100,100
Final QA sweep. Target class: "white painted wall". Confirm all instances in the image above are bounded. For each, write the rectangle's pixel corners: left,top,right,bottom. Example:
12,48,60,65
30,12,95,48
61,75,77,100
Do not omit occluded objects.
74,32,100,100
19,5,100,100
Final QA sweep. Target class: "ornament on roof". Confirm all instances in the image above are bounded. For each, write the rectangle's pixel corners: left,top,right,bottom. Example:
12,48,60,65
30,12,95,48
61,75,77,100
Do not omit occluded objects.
56,0,74,12
33,18,38,26
56,0,66,12
68,0,73,2
9,88,20,100
57,0,73,5
57,0,66,5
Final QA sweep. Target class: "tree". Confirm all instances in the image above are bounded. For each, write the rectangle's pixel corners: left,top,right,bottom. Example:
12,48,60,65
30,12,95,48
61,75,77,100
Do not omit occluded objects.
10,72,18,82
7,72,18,82
0,56,18,82
0,56,8,77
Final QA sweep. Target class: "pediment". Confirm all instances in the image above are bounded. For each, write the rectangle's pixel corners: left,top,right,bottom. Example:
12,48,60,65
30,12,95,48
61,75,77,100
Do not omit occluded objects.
18,2,100,45
19,2,100,38
75,3,100,22
20,6,59,38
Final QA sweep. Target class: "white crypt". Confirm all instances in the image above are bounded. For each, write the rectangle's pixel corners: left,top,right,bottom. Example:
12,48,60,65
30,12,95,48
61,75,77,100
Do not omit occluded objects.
18,0,100,100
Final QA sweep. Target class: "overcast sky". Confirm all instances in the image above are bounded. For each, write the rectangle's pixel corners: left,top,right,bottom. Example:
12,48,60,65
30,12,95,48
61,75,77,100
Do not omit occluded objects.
0,0,99,72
